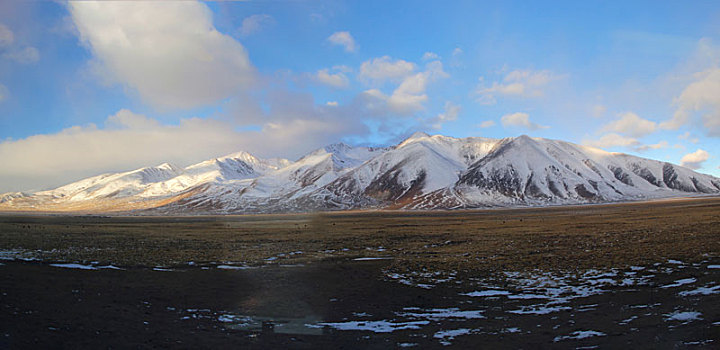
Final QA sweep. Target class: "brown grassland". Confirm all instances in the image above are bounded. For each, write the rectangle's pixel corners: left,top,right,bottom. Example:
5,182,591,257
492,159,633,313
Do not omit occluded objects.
2,196,718,272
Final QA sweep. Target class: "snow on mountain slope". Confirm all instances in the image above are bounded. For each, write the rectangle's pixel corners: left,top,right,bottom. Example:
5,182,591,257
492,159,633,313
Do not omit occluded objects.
323,142,389,170
242,143,387,198
36,162,184,201
452,135,720,207
1,133,718,214
153,143,388,213
139,151,290,198
0,192,30,204
17,151,290,208
317,132,498,205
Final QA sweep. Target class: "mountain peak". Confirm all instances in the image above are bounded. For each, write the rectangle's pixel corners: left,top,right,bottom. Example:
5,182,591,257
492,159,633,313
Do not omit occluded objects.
407,131,430,140
505,134,539,146
324,142,352,154
217,151,257,162
398,131,432,148
155,162,180,172
2,133,719,214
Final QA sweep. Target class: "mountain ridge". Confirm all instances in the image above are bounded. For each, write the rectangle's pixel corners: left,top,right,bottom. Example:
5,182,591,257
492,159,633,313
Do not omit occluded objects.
2,133,718,214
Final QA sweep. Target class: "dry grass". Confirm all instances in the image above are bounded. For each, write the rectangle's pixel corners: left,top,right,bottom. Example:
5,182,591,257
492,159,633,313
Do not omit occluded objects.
1,197,718,273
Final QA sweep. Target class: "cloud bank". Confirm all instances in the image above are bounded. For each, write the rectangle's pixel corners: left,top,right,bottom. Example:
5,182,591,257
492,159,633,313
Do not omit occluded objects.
500,112,549,130
0,109,365,192
69,1,255,110
476,69,564,105
680,149,710,169
601,112,657,138
662,68,720,136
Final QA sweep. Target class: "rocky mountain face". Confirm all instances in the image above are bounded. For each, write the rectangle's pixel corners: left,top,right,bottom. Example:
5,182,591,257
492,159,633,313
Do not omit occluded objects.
2,134,719,214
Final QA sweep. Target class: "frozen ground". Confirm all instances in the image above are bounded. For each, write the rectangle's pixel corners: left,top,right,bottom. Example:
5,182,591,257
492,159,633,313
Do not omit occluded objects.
217,257,719,347
4,256,717,348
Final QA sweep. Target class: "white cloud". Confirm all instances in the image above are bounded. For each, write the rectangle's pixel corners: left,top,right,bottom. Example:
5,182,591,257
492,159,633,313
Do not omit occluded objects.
584,134,671,152
600,112,657,137
327,31,356,52
583,133,640,149
240,14,274,36
477,120,496,128
422,52,439,61
69,1,255,110
106,109,161,129
452,47,463,56
361,60,448,115
475,69,565,105
387,71,430,112
0,23,14,47
314,68,349,88
500,112,549,130
678,131,699,144
635,140,669,152
0,108,366,192
2,46,39,64
680,149,710,169
326,101,338,106
358,56,416,84
429,101,461,129
661,67,720,136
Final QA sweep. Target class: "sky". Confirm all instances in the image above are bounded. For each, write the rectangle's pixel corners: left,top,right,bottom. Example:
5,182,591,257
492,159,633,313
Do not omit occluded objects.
1,0,719,193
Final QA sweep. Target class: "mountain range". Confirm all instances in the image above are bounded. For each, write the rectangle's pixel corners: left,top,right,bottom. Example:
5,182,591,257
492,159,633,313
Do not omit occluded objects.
2,133,719,214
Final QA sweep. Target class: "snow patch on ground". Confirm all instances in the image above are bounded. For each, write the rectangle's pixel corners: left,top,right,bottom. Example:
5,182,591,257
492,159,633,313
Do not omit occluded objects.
553,330,606,342
385,270,457,289
678,285,720,296
0,249,37,261
463,290,510,297
665,311,702,322
660,278,696,288
216,265,252,270
50,263,97,270
508,305,572,315
398,307,485,320
309,320,429,333
433,328,474,339
433,328,478,345
398,343,418,347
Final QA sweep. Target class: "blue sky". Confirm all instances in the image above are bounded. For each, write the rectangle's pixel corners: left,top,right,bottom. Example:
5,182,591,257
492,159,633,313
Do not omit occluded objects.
0,0,719,192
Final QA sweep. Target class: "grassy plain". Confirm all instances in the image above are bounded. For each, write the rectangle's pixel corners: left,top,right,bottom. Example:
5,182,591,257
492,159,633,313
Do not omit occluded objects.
1,196,718,272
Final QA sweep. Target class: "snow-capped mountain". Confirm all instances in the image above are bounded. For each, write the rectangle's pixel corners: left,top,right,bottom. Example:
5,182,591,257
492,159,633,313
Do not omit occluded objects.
1,134,718,214
315,132,497,206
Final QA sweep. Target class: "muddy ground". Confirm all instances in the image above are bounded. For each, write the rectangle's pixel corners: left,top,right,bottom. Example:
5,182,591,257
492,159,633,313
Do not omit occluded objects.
1,197,719,348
